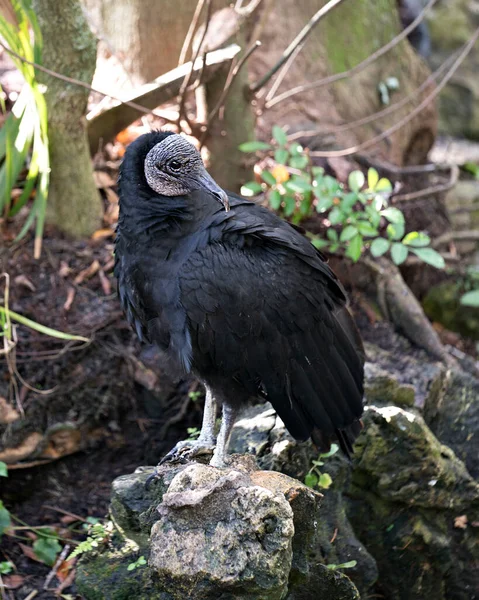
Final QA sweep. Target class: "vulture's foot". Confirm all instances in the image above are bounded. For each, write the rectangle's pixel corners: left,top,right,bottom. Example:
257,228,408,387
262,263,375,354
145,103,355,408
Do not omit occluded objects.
159,438,216,466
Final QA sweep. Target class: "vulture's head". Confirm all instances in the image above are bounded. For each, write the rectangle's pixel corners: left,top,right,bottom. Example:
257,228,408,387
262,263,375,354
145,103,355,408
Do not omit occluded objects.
120,131,229,213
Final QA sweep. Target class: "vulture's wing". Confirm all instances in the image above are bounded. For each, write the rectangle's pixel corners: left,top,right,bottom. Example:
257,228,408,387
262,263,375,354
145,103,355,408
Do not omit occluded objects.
180,199,364,453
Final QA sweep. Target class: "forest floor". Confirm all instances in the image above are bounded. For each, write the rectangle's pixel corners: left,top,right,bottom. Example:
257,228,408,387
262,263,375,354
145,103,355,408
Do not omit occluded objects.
1,220,475,600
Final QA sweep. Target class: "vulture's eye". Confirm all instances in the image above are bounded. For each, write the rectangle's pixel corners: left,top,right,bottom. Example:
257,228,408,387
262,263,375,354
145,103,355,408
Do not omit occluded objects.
169,159,182,171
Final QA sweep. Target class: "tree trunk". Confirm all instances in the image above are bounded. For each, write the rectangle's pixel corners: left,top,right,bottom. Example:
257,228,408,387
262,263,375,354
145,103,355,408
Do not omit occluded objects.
251,0,436,165
32,0,103,238
81,0,200,85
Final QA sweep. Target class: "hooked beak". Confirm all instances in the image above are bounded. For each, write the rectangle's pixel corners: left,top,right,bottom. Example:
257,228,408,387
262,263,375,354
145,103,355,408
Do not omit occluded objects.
199,170,230,212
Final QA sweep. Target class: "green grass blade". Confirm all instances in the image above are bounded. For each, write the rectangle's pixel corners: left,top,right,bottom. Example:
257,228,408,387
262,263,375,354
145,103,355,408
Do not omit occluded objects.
0,306,89,342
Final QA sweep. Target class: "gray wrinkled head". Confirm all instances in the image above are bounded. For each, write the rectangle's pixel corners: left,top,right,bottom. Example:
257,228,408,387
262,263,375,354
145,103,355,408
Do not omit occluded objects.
144,134,229,210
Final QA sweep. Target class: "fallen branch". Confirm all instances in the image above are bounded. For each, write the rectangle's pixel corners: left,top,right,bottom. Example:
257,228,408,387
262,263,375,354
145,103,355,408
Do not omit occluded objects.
433,230,479,248
87,44,241,153
393,165,459,202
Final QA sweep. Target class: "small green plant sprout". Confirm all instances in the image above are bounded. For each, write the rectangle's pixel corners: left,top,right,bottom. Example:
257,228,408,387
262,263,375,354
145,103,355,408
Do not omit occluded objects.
33,529,62,566
462,162,479,180
304,444,339,491
69,519,113,560
186,427,201,441
0,501,12,539
326,560,358,570
127,555,147,571
0,461,7,477
0,561,14,575
188,390,202,402
239,127,445,269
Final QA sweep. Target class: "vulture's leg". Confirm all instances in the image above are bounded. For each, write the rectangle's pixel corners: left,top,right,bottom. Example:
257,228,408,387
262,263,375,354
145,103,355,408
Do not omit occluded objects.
210,402,240,468
158,386,217,465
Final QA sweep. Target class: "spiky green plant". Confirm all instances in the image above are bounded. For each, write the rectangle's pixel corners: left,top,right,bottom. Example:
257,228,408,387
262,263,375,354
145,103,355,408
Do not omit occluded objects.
0,0,49,258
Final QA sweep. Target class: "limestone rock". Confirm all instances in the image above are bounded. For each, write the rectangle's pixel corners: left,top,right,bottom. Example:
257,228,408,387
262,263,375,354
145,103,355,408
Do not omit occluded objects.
149,463,294,599
348,404,479,600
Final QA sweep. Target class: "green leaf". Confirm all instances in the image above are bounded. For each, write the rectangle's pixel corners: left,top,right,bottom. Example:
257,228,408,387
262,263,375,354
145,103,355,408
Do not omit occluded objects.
402,231,431,247
238,141,271,153
387,222,405,241
367,168,379,190
304,472,319,489
410,248,445,269
376,177,393,192
261,170,276,186
329,207,343,225
320,444,339,458
33,537,62,566
240,181,262,197
272,125,288,146
274,148,289,165
341,192,358,212
386,76,399,90
316,195,334,212
269,189,282,210
0,561,13,575
463,162,479,179
345,234,363,262
370,238,390,257
348,170,365,193
299,194,312,216
318,473,333,489
311,237,328,250
356,221,378,237
390,243,408,265
327,229,338,242
340,225,358,242
0,501,11,537
284,194,296,216
326,560,358,570
381,207,404,224
285,177,313,193
460,290,479,307
289,155,309,170
0,462,7,477
289,142,303,156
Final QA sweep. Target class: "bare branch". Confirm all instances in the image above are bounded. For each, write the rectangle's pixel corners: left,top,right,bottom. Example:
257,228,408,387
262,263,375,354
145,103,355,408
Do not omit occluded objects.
201,40,261,146
310,30,479,158
392,165,459,202
177,0,212,128
250,0,347,94
265,0,438,108
178,0,206,67
433,230,479,248
287,47,460,142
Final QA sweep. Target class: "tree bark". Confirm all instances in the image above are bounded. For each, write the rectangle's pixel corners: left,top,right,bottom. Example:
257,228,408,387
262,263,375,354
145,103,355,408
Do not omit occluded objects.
32,0,103,238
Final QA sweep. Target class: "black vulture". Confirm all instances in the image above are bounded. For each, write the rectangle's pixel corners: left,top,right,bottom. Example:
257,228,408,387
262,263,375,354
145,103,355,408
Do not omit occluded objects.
115,131,365,468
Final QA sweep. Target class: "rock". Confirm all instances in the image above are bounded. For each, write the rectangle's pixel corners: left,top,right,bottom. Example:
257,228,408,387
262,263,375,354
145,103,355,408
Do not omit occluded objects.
149,462,294,600
427,0,479,139
424,368,479,479
77,457,361,600
230,404,378,596
348,404,479,600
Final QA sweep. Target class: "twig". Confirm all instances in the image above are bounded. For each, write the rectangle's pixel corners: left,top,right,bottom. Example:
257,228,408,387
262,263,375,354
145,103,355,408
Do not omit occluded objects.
178,0,207,66
287,47,460,141
433,230,479,248
263,39,306,102
250,0,347,94
23,592,38,600
159,394,192,440
393,165,459,202
265,0,438,108
201,40,261,146
42,505,88,523
309,30,479,158
354,155,448,175
177,0,212,129
43,544,70,589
